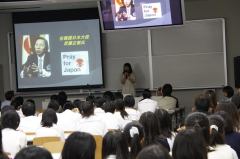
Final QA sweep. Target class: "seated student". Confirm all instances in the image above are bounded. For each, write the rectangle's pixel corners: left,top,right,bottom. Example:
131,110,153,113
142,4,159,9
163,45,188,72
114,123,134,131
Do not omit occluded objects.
155,109,176,151
222,86,234,102
205,90,218,113
18,101,41,133
1,90,14,109
57,101,82,132
57,91,68,112
1,110,27,157
11,97,24,118
93,97,105,115
73,99,82,113
77,101,107,136
114,99,131,129
102,130,129,159
208,115,238,159
103,91,115,102
114,92,124,100
123,122,144,159
155,84,178,110
35,109,64,141
139,112,170,151
137,144,172,159
1,106,15,116
216,111,240,158
0,127,9,159
124,95,140,121
62,132,96,159
101,101,121,130
192,94,211,114
137,89,157,114
14,146,53,159
216,102,240,132
172,129,207,159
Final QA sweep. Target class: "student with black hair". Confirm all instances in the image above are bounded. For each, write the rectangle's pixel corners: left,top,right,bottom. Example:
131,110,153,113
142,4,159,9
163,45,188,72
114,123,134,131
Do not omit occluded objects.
139,112,170,151
57,91,68,110
192,94,211,114
184,112,210,146
137,144,172,159
114,99,131,129
155,109,176,151
1,110,27,157
102,130,129,159
114,92,124,100
10,96,24,111
18,101,41,133
62,132,96,159
123,122,144,159
216,111,240,158
103,91,115,102
101,101,121,130
73,99,82,113
172,129,207,159
86,95,95,103
208,115,238,159
205,90,218,113
155,84,178,110
77,101,107,136
124,95,140,121
1,106,15,116
137,89,157,114
93,97,105,116
35,109,64,141
48,99,60,112
216,102,240,131
222,86,234,102
57,101,82,132
14,146,53,159
1,90,14,109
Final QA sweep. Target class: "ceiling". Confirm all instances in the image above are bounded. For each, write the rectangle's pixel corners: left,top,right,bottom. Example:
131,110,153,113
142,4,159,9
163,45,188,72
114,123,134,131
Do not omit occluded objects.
0,0,99,13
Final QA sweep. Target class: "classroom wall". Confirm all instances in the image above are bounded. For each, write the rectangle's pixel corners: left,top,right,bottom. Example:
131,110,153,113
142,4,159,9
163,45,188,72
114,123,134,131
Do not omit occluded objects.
0,0,239,113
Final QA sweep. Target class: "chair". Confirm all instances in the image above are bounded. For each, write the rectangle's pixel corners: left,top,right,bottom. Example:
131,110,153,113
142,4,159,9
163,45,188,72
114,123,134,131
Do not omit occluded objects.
94,135,103,159
42,141,65,153
33,137,61,146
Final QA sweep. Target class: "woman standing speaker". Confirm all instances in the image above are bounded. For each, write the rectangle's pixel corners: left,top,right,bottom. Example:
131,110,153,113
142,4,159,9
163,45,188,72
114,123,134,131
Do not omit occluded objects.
121,63,136,96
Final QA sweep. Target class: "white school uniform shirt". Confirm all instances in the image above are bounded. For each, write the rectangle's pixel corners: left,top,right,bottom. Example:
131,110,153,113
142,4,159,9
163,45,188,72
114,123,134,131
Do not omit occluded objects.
137,98,158,114
94,107,105,117
125,107,140,121
35,124,65,141
77,115,107,136
208,144,238,159
106,155,116,159
113,112,131,130
101,112,121,130
2,128,27,157
18,115,41,133
57,109,82,131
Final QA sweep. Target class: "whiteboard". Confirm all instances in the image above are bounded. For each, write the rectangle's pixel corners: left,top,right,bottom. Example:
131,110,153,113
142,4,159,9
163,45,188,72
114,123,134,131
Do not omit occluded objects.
151,18,227,89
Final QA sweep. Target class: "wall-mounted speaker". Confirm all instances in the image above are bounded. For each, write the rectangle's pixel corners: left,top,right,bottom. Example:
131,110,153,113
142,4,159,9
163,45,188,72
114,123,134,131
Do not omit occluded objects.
234,56,240,88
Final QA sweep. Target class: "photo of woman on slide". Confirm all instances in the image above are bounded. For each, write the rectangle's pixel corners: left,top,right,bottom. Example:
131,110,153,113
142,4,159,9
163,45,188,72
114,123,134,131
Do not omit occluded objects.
20,35,51,78
116,0,136,21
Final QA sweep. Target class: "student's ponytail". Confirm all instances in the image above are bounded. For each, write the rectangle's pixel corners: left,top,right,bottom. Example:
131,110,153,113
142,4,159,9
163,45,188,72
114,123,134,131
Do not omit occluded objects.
208,115,225,146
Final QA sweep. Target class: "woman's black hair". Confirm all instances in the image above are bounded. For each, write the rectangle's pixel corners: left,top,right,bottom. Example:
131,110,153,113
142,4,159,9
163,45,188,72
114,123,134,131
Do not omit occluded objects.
142,89,151,99
22,101,36,116
82,101,94,118
114,92,124,100
62,132,96,159
47,99,60,112
139,112,160,146
222,86,234,98
103,91,115,102
123,63,133,74
162,84,173,97
205,90,217,111
216,102,240,131
41,109,57,127
63,101,75,111
172,129,207,159
137,144,172,159
1,110,20,130
115,99,128,119
102,101,115,113
73,99,82,113
124,95,135,108
15,146,53,159
123,122,144,159
208,115,225,146
102,130,129,159
58,91,68,107
86,95,95,103
215,111,234,134
154,109,172,138
10,96,24,110
94,97,105,108
184,112,210,145
194,94,211,113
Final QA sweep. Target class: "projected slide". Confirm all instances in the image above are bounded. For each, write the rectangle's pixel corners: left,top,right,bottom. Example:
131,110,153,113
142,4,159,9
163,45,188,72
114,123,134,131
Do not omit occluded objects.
100,0,183,30
14,19,103,90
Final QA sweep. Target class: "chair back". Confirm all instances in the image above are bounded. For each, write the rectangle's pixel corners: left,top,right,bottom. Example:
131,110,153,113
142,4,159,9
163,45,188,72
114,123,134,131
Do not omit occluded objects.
33,136,61,146
43,141,65,153
94,135,103,159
